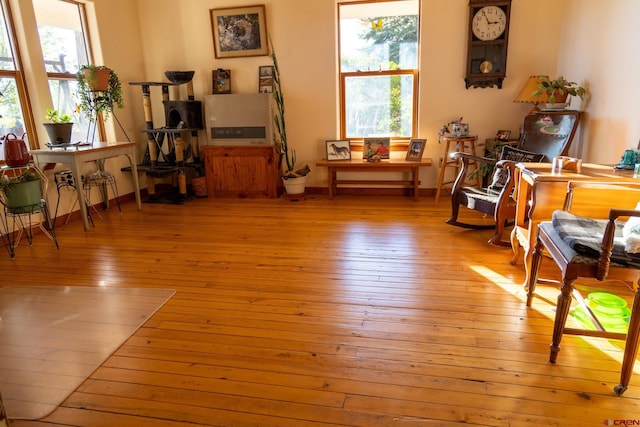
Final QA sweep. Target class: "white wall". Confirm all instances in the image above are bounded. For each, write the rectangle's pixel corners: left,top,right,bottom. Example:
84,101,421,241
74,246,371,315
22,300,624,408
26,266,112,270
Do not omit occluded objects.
128,0,567,188
559,0,640,165
22,0,633,191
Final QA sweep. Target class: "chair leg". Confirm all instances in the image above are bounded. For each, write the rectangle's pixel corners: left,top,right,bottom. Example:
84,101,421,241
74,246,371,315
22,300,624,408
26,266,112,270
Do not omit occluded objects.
446,195,461,225
108,177,122,214
614,285,640,396
549,278,575,364
526,235,544,306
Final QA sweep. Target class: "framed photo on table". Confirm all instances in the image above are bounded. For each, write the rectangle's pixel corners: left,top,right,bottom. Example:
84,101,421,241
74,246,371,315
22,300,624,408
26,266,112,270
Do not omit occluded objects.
363,137,390,160
210,5,268,59
496,129,511,141
405,138,426,161
325,140,351,161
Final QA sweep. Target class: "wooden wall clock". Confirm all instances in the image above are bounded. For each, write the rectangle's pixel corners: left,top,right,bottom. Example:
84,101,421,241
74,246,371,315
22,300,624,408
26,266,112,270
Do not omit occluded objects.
465,0,512,89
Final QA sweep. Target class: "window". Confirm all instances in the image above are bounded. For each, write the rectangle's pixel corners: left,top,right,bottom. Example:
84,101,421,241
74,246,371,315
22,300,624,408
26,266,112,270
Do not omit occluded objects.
33,0,96,144
338,0,419,140
0,0,35,154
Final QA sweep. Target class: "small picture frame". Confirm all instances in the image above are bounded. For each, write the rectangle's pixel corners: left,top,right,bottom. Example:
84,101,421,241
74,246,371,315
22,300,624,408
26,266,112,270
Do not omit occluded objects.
258,65,274,93
210,5,268,59
496,129,511,141
212,69,231,94
325,140,351,161
363,137,390,160
405,138,426,161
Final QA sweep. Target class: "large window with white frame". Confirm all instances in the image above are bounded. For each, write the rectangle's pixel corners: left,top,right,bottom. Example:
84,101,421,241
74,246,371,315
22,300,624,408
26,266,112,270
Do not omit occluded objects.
338,0,420,140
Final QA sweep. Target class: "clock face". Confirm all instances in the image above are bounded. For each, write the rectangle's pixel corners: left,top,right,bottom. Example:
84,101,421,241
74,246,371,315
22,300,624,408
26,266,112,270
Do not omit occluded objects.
472,6,507,41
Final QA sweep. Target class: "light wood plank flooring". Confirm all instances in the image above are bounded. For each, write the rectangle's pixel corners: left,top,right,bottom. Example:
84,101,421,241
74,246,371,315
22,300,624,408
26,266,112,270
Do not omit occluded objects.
2,193,640,426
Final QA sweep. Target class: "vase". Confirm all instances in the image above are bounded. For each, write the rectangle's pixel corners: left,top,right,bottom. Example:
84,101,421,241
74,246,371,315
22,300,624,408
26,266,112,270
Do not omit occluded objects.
43,122,73,145
3,180,41,212
282,176,307,195
3,133,30,167
450,122,469,137
81,67,110,91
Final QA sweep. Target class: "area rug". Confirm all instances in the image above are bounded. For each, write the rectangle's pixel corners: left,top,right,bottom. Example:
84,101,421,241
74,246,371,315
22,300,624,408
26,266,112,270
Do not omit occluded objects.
0,286,175,420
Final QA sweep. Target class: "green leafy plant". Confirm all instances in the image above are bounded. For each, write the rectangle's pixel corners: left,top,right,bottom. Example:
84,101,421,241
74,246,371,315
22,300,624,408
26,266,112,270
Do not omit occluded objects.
76,65,124,121
45,109,72,124
269,37,309,179
533,76,586,104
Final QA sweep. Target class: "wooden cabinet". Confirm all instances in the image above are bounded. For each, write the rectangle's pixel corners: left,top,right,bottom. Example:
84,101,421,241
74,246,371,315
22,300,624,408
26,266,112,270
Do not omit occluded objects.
203,146,279,198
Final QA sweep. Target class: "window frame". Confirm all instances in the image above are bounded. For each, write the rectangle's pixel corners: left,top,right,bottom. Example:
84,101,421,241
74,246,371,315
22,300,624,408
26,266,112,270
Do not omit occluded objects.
0,0,37,150
35,0,105,143
337,0,420,145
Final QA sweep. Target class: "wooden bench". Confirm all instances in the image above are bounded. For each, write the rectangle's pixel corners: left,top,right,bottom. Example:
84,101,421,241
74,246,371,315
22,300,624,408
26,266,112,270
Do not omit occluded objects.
316,158,432,200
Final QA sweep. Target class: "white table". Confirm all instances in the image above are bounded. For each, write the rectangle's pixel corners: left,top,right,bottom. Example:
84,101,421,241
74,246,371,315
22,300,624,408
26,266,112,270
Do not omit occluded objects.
31,141,142,231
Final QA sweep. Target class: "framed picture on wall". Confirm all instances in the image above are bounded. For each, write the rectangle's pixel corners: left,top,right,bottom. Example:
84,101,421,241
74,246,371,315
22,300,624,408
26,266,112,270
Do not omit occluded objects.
210,5,268,59
258,65,273,93
325,140,351,161
212,69,231,94
405,138,426,161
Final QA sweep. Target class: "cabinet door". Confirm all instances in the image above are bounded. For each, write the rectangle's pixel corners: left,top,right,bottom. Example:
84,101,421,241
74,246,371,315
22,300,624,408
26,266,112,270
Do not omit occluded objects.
203,146,278,198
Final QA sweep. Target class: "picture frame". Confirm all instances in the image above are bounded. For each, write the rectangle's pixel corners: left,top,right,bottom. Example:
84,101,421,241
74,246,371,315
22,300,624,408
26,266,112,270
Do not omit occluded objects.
212,69,231,94
258,65,274,93
210,5,268,59
405,138,426,161
325,140,351,161
363,137,390,160
496,129,511,141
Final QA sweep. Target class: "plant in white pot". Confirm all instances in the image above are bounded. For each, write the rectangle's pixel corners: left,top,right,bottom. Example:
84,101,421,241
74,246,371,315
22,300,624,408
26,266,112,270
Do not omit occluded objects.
269,38,310,196
43,108,73,145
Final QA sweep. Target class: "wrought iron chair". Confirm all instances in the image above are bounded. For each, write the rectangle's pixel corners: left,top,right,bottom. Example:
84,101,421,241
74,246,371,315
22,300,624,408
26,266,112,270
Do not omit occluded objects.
447,110,581,246
82,169,121,219
527,181,640,396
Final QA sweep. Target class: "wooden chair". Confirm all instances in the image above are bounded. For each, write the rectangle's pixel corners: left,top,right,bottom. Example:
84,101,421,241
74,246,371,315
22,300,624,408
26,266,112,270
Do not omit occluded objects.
446,110,581,246
527,181,640,396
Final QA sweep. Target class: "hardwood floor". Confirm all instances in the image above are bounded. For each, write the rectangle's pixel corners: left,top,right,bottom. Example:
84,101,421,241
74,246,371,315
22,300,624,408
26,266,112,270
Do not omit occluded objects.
2,193,640,426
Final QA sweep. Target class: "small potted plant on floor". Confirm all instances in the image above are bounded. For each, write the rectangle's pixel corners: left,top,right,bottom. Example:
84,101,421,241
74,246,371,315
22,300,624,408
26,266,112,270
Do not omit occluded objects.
532,76,586,108
43,108,73,145
269,37,310,196
0,169,42,213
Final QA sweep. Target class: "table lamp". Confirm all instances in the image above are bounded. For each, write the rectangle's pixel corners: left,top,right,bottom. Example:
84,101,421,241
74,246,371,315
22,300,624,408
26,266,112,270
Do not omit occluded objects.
514,75,548,113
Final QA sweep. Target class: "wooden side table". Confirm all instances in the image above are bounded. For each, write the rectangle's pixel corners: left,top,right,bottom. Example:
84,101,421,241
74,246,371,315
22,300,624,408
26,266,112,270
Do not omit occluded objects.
435,135,479,202
315,159,432,200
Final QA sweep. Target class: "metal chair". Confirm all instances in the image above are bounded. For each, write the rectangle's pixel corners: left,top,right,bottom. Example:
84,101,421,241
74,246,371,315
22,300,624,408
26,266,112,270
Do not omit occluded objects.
82,170,121,219
53,170,94,227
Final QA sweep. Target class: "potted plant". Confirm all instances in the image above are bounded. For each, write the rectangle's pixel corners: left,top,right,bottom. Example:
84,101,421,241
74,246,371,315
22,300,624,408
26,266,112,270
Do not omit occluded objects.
76,65,124,122
532,76,586,106
0,169,42,213
43,108,73,145
269,37,310,195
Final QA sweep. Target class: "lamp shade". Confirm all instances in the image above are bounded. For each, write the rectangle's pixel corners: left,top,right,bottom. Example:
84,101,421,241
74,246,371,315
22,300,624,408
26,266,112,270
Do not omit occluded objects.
514,75,549,104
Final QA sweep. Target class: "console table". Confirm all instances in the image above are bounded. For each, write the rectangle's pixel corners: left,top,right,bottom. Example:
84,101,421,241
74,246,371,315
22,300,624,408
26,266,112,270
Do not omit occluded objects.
315,158,432,200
